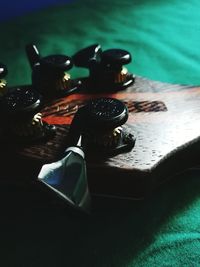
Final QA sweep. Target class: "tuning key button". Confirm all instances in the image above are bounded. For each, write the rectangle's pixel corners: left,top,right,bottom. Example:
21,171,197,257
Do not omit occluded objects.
84,48,135,91
101,49,132,67
85,97,128,131
33,54,82,98
25,43,41,69
0,63,8,96
40,55,73,72
26,44,82,99
73,44,102,68
99,49,135,89
0,86,56,142
69,97,136,156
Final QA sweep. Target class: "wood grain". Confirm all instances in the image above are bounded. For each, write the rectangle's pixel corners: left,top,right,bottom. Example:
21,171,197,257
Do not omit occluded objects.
2,76,200,199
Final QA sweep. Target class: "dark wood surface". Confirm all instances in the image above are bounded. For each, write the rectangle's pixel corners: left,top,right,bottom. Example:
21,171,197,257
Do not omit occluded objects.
2,76,200,199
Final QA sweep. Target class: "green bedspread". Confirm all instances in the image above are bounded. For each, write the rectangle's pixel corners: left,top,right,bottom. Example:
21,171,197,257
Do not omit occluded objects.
1,0,200,266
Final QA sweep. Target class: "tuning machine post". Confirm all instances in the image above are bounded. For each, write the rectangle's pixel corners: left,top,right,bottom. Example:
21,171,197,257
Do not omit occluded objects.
73,44,135,92
25,44,82,99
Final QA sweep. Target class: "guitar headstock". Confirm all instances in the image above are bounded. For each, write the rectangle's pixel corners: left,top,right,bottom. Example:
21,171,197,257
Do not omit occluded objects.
1,44,200,204
38,76,200,199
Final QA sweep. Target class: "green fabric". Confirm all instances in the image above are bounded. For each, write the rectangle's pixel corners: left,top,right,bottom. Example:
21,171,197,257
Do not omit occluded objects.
1,0,200,266
1,0,200,86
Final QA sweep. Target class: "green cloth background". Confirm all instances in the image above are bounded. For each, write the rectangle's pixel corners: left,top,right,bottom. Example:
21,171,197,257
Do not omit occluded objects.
1,0,200,266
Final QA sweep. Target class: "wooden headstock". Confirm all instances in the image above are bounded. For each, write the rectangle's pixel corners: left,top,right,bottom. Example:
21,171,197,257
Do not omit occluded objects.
3,76,200,200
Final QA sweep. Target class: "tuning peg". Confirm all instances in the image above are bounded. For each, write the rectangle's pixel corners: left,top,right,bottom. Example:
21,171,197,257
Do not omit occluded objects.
25,43,41,69
0,86,56,142
0,62,8,96
73,45,135,91
68,97,135,156
40,54,73,72
26,44,81,99
97,48,135,90
73,44,102,68
101,48,131,70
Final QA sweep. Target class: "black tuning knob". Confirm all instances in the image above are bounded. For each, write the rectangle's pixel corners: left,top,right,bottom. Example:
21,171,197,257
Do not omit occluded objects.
26,44,81,99
73,43,102,68
0,62,8,96
68,97,135,156
97,48,134,89
40,54,73,72
25,43,41,69
101,48,132,67
0,86,56,142
73,45,135,91
83,97,129,131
